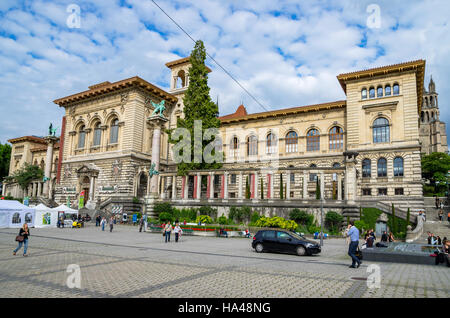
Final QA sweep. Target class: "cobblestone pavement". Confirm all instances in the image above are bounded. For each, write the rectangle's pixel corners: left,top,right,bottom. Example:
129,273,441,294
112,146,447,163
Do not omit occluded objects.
0,224,448,298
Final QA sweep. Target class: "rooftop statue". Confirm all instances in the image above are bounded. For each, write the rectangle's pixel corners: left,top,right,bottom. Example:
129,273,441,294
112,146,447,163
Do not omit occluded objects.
150,100,166,118
48,123,57,136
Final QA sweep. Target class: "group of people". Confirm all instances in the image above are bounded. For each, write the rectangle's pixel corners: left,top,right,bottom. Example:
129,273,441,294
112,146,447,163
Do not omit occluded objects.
434,196,450,223
95,216,115,232
162,221,183,243
427,232,444,246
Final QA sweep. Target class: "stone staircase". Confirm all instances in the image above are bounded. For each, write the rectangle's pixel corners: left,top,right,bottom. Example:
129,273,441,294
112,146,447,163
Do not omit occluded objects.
417,197,450,243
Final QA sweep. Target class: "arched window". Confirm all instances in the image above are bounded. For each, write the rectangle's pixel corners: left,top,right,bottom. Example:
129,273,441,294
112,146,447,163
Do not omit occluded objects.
307,129,320,152
40,159,45,171
230,136,239,157
78,125,85,149
393,157,404,177
309,164,317,182
266,133,277,154
329,126,344,150
362,159,371,178
385,85,391,96
377,86,383,98
373,117,390,143
285,131,298,153
110,119,119,144
247,135,258,156
369,87,375,99
377,158,387,177
361,88,367,100
393,83,400,95
421,111,425,123
93,122,102,146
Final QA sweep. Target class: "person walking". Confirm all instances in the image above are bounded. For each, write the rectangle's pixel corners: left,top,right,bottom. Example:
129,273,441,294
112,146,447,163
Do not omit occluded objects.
174,223,182,243
139,217,144,232
100,217,106,231
13,223,30,257
109,216,114,232
164,222,172,243
435,196,440,209
439,209,444,223
346,221,361,268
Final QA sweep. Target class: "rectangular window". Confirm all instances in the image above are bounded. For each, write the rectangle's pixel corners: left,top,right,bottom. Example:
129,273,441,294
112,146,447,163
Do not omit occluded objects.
378,188,387,196
395,188,404,195
362,189,372,196
229,192,236,198
230,174,236,184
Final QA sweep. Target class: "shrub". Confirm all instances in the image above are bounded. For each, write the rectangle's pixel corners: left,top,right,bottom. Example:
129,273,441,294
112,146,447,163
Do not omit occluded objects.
199,206,217,219
154,203,173,215
289,209,312,225
354,220,369,233
255,216,298,231
325,211,343,233
196,215,213,224
158,212,173,223
308,225,321,234
250,211,261,224
228,206,252,223
217,214,228,225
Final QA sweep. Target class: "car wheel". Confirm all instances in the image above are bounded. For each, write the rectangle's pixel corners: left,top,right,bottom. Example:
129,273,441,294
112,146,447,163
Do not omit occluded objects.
255,243,264,253
296,245,306,256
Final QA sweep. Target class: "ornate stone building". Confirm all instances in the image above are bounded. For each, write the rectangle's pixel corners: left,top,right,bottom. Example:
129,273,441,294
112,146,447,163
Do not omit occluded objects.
4,58,447,220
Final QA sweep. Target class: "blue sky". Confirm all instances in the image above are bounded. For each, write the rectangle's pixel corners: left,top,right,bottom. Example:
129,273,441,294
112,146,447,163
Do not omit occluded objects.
1,0,450,144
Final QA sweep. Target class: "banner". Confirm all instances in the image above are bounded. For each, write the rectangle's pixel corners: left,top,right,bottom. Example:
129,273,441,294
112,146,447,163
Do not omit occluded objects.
78,191,85,209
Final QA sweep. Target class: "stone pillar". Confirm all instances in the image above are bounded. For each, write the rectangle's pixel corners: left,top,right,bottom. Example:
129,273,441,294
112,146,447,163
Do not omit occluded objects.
209,172,215,199
89,177,95,201
183,176,189,199
303,172,308,199
254,171,259,200
196,173,201,199
161,177,166,199
37,182,42,196
286,172,291,200
320,172,325,200
147,115,168,197
223,172,229,199
172,175,177,199
344,152,359,204
31,183,36,197
238,172,243,199
337,174,342,201
43,136,58,198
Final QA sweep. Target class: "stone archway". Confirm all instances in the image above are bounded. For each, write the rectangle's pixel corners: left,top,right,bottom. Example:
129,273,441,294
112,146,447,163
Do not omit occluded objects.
137,173,148,198
81,176,90,202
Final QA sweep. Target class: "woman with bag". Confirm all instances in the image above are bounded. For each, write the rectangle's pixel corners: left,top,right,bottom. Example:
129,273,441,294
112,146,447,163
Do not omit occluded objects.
174,223,182,243
13,223,30,257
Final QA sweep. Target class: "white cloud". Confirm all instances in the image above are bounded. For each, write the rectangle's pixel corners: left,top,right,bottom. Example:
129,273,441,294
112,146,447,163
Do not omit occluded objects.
0,0,449,145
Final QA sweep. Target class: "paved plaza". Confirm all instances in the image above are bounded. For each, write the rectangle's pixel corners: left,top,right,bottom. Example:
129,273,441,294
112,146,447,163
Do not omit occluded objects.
0,224,448,298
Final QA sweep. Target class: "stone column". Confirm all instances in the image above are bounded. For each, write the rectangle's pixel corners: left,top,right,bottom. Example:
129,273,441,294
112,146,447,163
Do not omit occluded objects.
286,172,291,200
147,115,168,197
238,172,243,199
303,172,308,199
43,136,58,198
344,152,359,204
270,173,274,199
37,182,42,196
254,171,259,200
337,174,343,201
89,177,95,201
209,172,215,199
183,176,189,199
31,183,36,197
196,173,201,199
320,172,325,200
223,172,229,199
172,175,177,199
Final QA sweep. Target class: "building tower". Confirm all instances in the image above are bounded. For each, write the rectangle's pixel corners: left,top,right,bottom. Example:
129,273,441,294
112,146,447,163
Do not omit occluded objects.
419,76,448,154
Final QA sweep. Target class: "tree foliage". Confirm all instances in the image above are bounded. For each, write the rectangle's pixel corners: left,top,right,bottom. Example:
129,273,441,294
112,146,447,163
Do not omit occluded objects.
168,40,223,175
422,152,450,195
9,163,43,191
0,143,11,181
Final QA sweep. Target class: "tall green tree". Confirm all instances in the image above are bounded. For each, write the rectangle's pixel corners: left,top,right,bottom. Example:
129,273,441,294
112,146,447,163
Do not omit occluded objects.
169,40,223,176
422,152,450,195
0,143,12,181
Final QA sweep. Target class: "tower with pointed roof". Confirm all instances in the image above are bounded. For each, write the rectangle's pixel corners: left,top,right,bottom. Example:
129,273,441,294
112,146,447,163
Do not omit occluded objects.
419,76,448,154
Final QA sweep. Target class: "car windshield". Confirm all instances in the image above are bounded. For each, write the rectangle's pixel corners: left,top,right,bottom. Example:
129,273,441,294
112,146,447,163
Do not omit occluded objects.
289,232,306,240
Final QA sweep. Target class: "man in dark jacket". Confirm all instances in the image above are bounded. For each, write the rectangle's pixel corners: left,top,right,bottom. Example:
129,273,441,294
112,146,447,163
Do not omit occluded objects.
381,231,388,242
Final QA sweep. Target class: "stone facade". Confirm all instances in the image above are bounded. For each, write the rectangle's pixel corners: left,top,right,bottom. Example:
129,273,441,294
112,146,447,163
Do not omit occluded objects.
5,58,447,220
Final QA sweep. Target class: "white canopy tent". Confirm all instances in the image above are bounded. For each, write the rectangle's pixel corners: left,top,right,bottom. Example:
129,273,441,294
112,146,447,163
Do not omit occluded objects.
52,204,78,227
34,203,58,228
0,200,35,228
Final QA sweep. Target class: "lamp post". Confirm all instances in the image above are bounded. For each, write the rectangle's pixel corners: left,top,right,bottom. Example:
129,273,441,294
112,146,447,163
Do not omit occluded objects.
320,176,324,247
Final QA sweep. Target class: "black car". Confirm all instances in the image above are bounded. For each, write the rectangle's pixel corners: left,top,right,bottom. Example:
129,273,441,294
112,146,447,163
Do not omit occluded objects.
252,229,321,256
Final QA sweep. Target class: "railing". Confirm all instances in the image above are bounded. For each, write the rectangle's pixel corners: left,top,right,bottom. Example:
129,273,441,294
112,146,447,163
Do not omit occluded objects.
406,215,424,243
